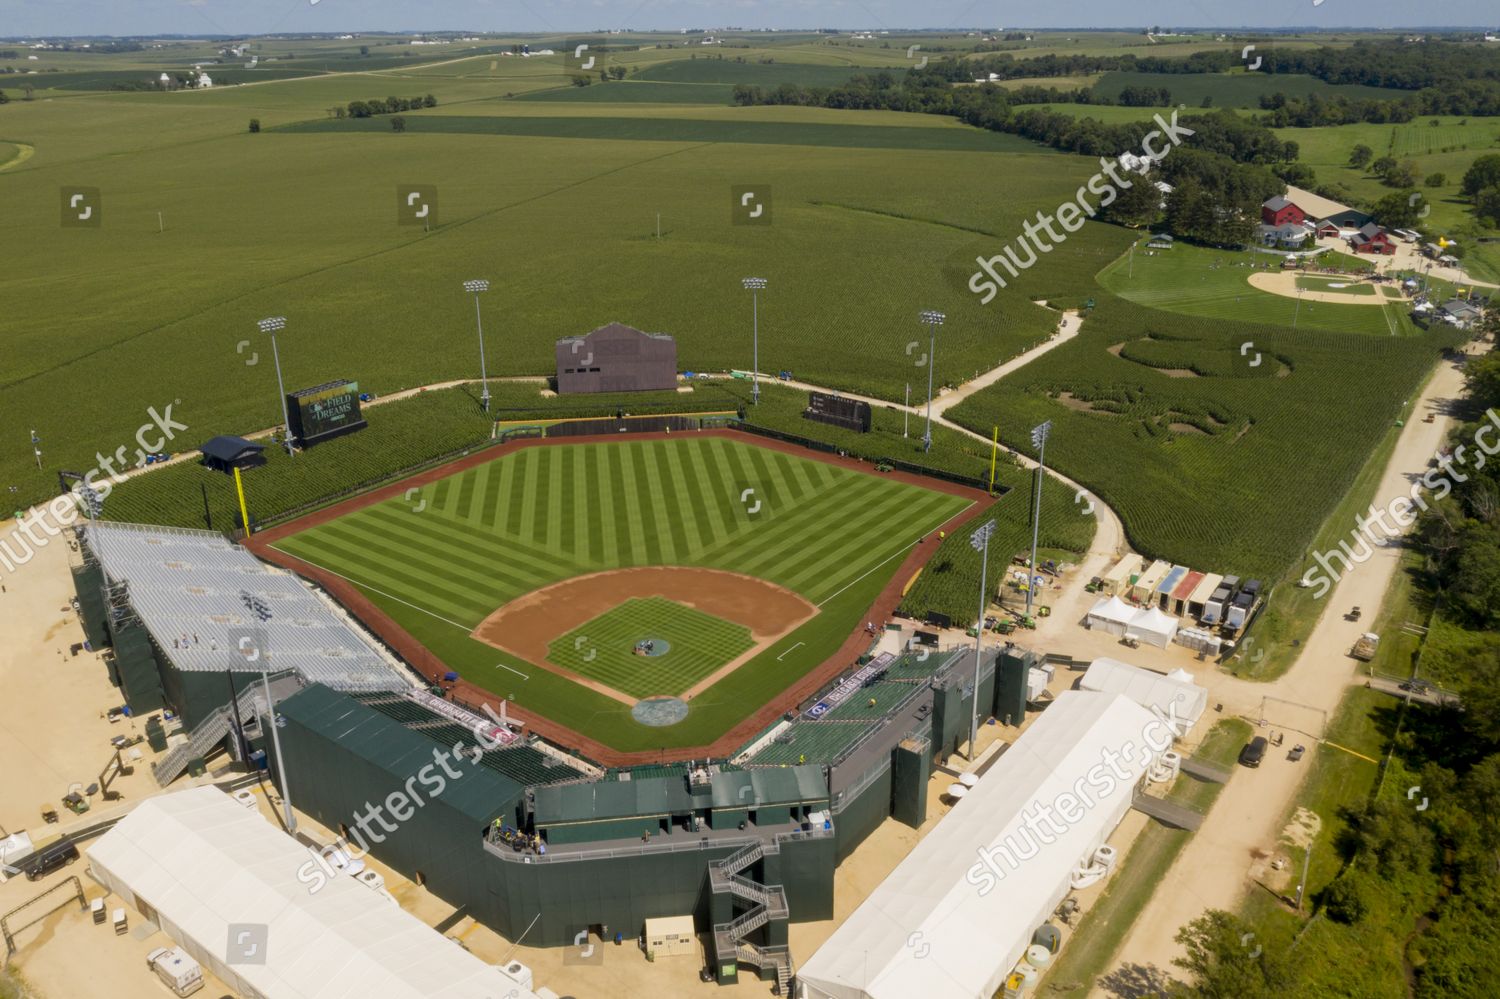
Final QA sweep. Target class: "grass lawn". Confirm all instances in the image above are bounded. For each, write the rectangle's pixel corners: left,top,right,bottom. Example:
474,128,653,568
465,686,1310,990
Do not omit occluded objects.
1040,717,1251,995
1296,275,1377,295
1099,240,1414,336
550,597,754,698
273,436,970,750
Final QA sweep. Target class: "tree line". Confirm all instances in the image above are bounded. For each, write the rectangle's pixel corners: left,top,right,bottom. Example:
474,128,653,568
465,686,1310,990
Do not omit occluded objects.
334,94,437,119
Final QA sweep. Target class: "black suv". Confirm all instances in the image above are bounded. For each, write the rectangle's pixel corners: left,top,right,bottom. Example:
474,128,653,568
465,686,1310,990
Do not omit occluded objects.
1238,736,1268,769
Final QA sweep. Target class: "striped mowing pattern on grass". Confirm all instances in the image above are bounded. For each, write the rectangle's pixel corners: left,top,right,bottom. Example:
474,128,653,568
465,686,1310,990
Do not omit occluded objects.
276,437,968,630
549,597,754,699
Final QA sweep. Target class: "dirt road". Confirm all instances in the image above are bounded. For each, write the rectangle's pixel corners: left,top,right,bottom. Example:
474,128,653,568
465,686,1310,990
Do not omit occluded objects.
1097,345,1476,993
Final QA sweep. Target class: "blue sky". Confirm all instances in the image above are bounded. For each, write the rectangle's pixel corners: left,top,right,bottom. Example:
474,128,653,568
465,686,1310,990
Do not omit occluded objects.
3,0,1496,38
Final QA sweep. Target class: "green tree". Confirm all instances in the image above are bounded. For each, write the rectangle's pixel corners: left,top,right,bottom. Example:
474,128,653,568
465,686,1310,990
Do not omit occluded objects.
1172,910,1293,999
1101,171,1163,228
1476,184,1500,226
1373,190,1421,228
423,93,436,108
1348,144,1373,169
247,118,260,133
390,115,405,132
1461,154,1500,198
1425,172,1446,187
1371,155,1398,179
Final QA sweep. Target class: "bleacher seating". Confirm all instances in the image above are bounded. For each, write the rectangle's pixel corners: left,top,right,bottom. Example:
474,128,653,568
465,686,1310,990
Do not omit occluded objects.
747,720,870,767
824,682,914,722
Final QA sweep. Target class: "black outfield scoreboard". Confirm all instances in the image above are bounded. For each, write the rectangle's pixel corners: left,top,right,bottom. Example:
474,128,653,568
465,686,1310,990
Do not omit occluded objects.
803,391,872,433
286,379,368,448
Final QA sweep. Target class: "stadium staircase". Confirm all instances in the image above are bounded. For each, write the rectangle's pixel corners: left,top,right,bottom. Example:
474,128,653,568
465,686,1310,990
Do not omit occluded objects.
151,678,298,787
709,839,794,994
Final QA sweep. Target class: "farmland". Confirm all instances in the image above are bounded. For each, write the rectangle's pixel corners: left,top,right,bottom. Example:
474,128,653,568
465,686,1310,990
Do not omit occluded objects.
0,49,1111,511
945,292,1464,581
268,434,971,749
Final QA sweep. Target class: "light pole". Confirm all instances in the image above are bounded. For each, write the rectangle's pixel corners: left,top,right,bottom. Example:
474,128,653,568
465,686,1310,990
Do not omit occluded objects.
1026,420,1053,616
919,310,944,453
464,279,492,411
29,430,41,471
238,592,295,833
1291,286,1304,332
257,317,293,457
743,278,766,405
968,518,997,761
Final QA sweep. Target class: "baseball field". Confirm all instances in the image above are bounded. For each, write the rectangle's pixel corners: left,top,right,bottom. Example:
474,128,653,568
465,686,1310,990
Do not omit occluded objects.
262,432,975,755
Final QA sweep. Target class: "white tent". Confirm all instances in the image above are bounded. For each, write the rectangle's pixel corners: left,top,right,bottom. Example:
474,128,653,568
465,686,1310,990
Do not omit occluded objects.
797,692,1163,999
1124,606,1180,648
87,786,541,999
1080,658,1207,735
1085,595,1139,636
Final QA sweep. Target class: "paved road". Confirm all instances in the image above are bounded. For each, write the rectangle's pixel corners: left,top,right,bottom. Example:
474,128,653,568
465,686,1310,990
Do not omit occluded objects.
1096,343,1477,994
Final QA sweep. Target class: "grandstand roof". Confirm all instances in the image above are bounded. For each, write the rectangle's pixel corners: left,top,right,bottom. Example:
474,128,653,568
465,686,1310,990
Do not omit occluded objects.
797,691,1160,999
88,786,541,999
82,522,407,692
534,776,694,825
278,684,523,825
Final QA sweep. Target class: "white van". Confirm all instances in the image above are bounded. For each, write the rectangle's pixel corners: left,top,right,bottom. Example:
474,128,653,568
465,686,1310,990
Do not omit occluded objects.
146,946,204,996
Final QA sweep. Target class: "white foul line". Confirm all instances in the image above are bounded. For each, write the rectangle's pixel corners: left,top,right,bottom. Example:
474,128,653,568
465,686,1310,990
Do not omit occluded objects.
776,642,805,661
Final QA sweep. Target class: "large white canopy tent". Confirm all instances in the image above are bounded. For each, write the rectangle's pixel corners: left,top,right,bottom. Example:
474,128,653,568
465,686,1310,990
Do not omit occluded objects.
1085,595,1139,636
87,786,542,999
1079,658,1208,736
796,692,1161,999
1124,606,1181,648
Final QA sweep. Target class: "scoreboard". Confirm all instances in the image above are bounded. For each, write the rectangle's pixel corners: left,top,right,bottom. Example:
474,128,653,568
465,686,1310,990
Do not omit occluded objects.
803,391,872,433
286,380,368,448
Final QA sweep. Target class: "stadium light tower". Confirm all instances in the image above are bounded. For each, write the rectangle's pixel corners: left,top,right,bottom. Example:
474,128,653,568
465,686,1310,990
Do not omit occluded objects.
918,310,944,453
257,316,294,457
1026,420,1054,615
743,278,767,405
237,591,295,833
968,518,997,762
463,279,492,412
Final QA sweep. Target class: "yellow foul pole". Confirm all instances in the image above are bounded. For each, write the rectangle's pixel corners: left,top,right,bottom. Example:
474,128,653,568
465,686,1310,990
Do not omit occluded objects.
233,466,251,536
988,426,999,495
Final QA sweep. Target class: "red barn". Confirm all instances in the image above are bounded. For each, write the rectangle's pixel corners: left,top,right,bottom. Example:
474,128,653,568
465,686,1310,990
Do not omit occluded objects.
1349,223,1396,255
1261,195,1306,227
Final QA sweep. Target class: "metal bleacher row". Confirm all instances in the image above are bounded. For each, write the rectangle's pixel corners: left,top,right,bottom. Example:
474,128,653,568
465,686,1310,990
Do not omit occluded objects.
351,692,586,786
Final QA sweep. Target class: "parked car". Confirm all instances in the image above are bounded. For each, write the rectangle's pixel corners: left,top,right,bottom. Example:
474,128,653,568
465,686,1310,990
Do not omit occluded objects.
23,838,79,881
1238,736,1268,769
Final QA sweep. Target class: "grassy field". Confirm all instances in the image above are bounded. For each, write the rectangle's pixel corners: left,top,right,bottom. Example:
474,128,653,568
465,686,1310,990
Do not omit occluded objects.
272,435,970,749
1100,240,1413,335
550,597,754,698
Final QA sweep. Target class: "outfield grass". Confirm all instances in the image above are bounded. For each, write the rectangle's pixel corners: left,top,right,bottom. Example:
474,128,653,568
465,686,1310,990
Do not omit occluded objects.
550,597,753,698
273,435,970,749
1099,240,1412,335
